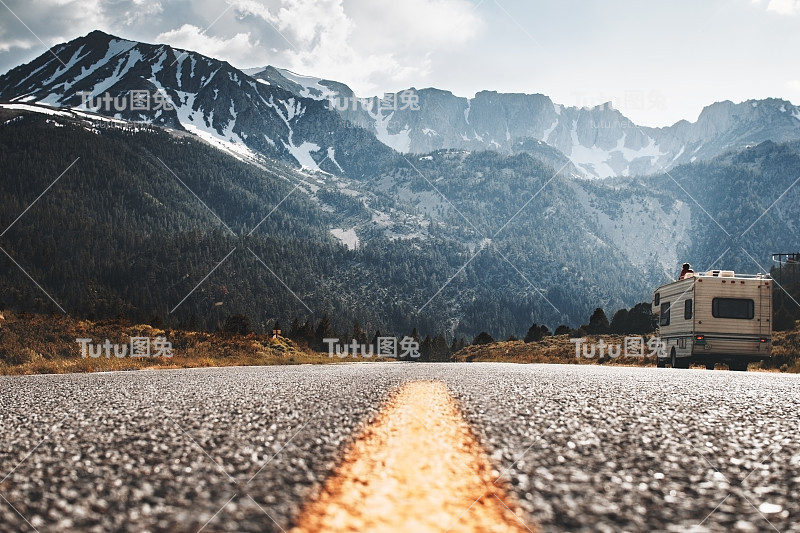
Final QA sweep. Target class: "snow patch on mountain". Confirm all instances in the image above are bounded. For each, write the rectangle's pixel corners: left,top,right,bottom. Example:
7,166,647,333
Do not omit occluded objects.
273,68,338,101
327,147,344,173
167,89,258,163
66,39,138,94
568,126,616,178
371,109,411,153
567,127,666,179
330,228,359,250
541,118,558,143
282,98,305,121
287,141,321,170
90,49,143,97
1,103,72,117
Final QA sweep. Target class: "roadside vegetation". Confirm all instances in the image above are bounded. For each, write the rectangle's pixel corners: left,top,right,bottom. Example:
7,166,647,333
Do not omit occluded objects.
0,306,797,375
450,329,800,372
0,312,377,376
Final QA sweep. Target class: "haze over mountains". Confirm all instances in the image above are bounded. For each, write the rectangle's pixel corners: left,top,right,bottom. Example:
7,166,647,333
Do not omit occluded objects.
0,30,798,338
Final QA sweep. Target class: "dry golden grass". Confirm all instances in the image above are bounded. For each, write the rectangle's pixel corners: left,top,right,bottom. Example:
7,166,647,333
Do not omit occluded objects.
1,313,797,375
453,329,800,373
761,327,800,372
0,312,381,376
452,334,657,367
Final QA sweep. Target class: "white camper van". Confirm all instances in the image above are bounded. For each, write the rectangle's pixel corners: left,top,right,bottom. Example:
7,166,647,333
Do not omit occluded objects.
652,269,772,371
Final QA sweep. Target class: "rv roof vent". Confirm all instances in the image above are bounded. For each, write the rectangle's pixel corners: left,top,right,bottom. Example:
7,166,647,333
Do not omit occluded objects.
720,270,735,277
706,270,721,277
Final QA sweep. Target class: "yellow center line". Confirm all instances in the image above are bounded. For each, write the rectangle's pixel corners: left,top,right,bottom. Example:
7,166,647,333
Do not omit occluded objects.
290,381,536,533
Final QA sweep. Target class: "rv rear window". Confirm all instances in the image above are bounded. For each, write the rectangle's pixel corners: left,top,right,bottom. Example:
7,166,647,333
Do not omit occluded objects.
684,299,693,320
660,302,670,326
712,298,754,319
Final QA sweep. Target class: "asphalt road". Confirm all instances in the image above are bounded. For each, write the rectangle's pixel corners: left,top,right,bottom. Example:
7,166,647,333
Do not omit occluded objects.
1,363,798,532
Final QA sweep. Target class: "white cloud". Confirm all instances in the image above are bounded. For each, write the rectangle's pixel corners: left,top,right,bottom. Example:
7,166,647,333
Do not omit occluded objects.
0,0,108,45
0,37,38,53
753,0,800,15
122,0,164,26
787,79,800,95
155,24,262,66
228,0,483,95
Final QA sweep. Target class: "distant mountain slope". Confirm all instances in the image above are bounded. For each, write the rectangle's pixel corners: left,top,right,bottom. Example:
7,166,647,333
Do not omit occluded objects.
0,107,602,338
3,31,798,181
0,30,396,177
3,105,797,340
247,66,800,179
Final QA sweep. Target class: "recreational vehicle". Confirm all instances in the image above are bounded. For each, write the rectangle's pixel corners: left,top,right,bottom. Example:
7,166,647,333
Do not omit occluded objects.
652,269,772,371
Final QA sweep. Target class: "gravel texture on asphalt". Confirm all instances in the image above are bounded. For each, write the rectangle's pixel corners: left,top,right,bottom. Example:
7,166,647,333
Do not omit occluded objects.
1,363,798,532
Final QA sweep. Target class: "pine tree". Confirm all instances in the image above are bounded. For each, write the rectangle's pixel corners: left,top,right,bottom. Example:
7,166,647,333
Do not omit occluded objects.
554,325,571,336
586,308,610,334
610,309,629,334
289,318,301,339
352,322,367,344
472,331,494,345
524,323,544,343
314,314,334,351
431,334,450,361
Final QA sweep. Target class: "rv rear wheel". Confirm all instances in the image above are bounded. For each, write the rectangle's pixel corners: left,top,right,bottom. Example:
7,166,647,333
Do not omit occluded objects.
656,357,666,368
729,361,749,372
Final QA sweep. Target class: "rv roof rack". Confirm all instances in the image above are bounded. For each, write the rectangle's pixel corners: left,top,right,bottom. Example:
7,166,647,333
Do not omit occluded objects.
699,271,770,279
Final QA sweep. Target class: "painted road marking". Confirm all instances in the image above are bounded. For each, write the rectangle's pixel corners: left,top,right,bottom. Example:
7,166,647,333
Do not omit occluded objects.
290,381,535,532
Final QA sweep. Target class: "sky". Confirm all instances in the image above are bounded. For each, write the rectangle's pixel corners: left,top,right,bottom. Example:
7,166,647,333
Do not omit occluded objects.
0,0,799,126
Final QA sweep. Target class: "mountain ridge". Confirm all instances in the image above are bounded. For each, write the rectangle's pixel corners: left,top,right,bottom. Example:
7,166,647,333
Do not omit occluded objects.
246,64,800,178
2,30,799,180
0,30,398,178
1,102,798,339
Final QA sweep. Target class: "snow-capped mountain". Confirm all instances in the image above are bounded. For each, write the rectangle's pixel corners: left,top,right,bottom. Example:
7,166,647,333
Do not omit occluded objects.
250,66,800,179
0,30,394,176
4,31,799,181
0,31,800,182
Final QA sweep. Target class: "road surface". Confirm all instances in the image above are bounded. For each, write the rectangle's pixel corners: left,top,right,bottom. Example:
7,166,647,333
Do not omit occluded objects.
1,363,798,532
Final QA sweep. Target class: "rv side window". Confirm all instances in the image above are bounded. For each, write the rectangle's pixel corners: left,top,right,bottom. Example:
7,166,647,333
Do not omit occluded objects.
654,293,660,306
660,302,670,326
684,299,693,319
712,298,754,319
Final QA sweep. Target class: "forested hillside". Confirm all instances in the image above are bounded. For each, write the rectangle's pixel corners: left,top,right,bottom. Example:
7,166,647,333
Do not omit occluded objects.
1,107,798,341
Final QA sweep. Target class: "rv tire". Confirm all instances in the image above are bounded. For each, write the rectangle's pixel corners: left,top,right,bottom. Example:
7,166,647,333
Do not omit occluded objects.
729,361,748,372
